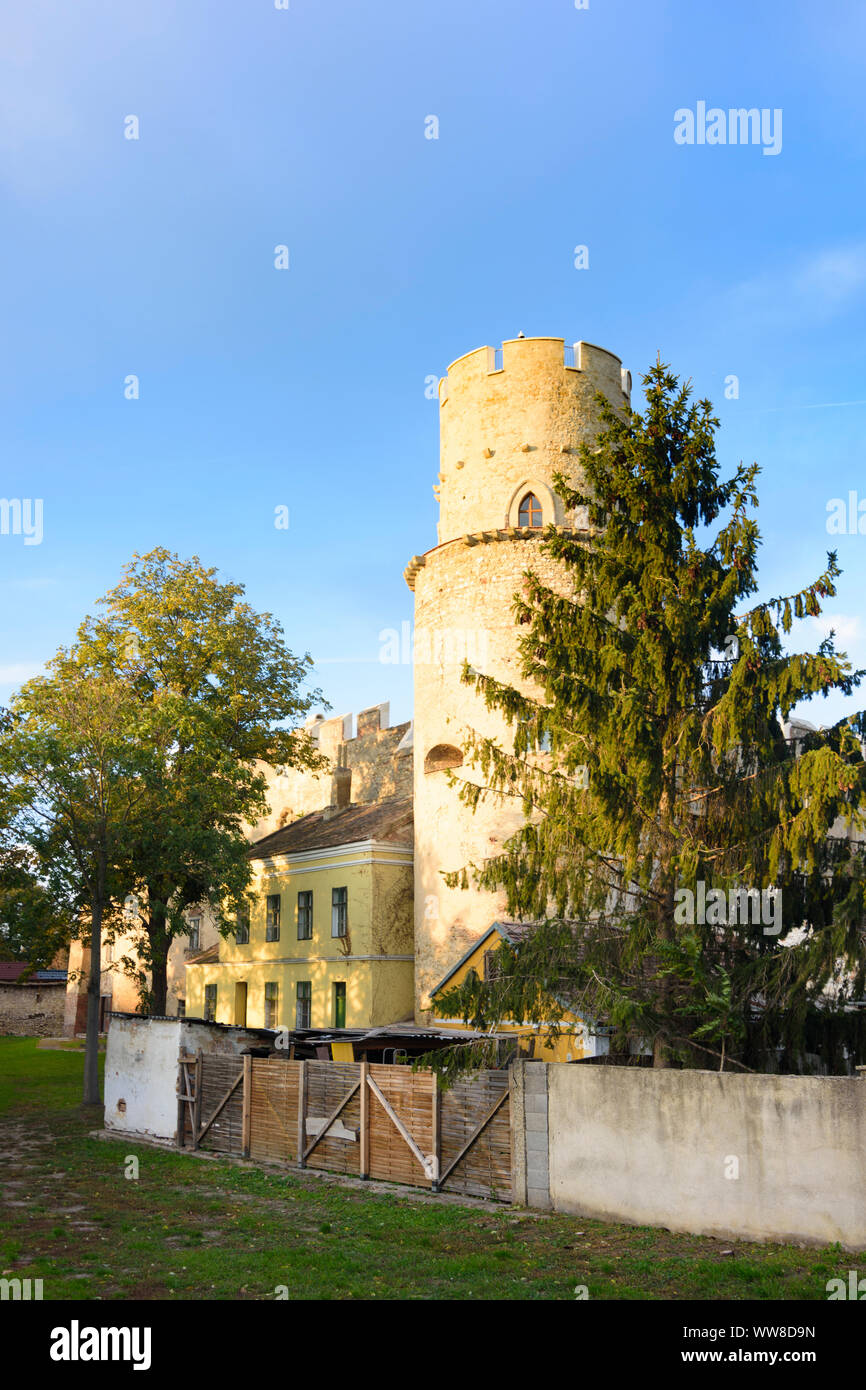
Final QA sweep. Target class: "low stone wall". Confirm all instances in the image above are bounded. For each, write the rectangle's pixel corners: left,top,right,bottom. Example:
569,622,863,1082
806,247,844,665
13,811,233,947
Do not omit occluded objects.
0,982,66,1037
510,1060,866,1249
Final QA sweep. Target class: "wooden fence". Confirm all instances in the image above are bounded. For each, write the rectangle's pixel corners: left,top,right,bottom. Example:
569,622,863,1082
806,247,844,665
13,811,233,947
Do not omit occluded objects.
177,1053,512,1201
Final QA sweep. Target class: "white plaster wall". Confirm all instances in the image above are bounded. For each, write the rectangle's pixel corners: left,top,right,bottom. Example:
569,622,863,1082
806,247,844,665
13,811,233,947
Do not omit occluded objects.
546,1065,866,1249
104,1015,274,1143
104,1016,182,1141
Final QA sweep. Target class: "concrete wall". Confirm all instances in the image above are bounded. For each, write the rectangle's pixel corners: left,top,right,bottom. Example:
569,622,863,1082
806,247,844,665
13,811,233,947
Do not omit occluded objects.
104,1014,271,1143
510,1061,866,1249
104,1016,182,1141
510,1062,552,1210
0,982,66,1037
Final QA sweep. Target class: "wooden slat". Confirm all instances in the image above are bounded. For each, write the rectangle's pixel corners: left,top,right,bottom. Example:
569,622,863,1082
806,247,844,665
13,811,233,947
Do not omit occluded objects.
302,1079,361,1161
431,1072,441,1190
360,1059,369,1179
249,1056,300,1163
305,1062,363,1174
197,1070,244,1144
366,1073,433,1180
297,1060,307,1168
192,1050,203,1150
176,1058,188,1150
241,1054,252,1158
187,1054,512,1203
438,1089,508,1186
439,1071,511,1198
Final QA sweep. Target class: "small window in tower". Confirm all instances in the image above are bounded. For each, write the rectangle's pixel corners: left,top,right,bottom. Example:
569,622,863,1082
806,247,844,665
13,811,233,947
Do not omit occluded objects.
518,493,543,528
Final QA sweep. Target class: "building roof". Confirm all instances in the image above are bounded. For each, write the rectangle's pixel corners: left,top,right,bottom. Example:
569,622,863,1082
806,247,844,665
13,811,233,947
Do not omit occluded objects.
272,1022,514,1049
186,943,220,965
0,962,68,983
249,796,413,860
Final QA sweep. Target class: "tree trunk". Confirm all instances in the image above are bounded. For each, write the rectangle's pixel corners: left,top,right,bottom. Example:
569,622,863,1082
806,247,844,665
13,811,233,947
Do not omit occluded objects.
652,1035,671,1069
150,946,168,1016
147,886,170,1016
83,894,103,1106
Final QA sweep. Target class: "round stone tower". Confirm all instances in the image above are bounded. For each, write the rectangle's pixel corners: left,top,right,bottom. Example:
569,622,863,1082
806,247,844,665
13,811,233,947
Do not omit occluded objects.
406,336,630,1021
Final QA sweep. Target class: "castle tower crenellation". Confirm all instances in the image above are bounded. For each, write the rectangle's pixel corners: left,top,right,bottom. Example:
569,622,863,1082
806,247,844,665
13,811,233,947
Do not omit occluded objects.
409,332,629,1020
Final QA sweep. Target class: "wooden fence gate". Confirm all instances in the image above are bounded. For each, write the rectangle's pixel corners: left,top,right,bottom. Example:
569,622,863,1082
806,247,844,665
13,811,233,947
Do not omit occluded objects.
178,1053,512,1201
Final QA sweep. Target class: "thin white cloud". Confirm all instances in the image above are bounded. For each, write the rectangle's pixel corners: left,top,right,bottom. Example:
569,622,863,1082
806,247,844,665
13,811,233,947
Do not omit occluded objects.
0,2,174,195
795,246,866,306
725,244,866,330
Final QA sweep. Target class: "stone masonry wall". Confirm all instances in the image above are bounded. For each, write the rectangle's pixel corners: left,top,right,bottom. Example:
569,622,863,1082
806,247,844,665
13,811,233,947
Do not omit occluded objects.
412,536,570,1015
0,982,67,1036
248,706,412,841
437,337,628,543
410,334,630,1021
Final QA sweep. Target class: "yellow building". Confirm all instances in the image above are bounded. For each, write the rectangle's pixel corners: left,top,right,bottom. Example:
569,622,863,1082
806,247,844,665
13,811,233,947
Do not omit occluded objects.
185,797,414,1032
429,921,610,1063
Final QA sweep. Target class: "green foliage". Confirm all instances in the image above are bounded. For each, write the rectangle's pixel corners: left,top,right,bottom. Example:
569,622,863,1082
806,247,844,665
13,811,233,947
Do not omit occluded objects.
0,833,74,969
414,1028,514,1088
0,667,161,930
0,666,166,1099
437,362,866,1072
69,549,328,1010
0,548,327,1017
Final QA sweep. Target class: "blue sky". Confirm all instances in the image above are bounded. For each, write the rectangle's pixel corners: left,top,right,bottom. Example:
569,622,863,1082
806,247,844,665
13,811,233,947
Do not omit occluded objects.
2,0,866,732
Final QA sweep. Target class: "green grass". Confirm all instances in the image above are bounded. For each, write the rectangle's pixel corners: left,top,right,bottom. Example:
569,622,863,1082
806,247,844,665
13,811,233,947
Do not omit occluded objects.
0,1035,104,1113
0,1037,847,1300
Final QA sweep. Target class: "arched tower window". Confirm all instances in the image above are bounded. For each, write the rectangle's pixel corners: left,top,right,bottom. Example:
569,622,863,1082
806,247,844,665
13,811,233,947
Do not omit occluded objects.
424,744,464,773
518,492,543,528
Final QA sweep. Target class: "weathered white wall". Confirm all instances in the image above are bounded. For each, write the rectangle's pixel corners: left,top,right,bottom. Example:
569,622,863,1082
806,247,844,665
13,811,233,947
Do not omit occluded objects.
104,1016,181,1141
104,1015,271,1143
539,1064,866,1249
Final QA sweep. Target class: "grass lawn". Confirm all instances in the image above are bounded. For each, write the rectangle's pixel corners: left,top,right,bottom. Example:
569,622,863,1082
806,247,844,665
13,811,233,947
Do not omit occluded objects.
0,1036,847,1301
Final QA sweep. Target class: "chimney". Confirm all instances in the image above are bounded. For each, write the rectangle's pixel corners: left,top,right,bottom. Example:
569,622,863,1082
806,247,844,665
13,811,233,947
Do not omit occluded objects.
328,745,352,813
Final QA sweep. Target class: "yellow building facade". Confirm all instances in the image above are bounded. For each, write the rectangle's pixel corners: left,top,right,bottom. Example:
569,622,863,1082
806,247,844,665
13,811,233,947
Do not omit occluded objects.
185,798,414,1032
429,922,610,1063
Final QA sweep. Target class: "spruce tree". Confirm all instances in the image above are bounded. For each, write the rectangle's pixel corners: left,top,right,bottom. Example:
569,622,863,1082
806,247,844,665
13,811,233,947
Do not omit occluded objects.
435,362,866,1073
